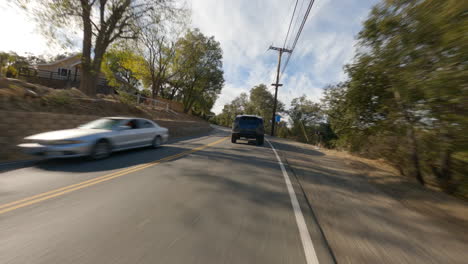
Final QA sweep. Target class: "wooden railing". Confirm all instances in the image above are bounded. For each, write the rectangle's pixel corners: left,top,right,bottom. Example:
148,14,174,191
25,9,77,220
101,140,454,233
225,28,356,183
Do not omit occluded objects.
18,67,107,86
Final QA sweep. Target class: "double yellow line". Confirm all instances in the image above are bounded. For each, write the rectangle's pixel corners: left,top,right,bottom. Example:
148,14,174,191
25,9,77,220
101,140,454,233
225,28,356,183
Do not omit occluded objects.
0,137,227,215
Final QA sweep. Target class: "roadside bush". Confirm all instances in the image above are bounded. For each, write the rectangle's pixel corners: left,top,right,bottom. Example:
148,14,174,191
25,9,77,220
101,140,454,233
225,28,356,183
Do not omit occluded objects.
117,92,137,106
5,66,18,78
44,90,72,105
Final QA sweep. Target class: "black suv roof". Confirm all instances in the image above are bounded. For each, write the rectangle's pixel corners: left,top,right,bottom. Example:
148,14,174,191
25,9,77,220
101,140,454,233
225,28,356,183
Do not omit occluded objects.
235,115,263,119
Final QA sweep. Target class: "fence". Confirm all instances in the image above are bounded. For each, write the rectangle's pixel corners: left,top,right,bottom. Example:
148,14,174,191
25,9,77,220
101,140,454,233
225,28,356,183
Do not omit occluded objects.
19,67,108,85
136,94,176,113
18,67,114,94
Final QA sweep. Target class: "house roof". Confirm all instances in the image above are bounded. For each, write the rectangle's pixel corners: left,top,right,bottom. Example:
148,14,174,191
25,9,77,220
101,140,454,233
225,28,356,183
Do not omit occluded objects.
35,54,81,67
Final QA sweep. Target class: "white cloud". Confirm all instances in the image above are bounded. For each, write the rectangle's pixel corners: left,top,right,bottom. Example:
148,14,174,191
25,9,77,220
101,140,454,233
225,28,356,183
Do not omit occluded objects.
192,0,379,114
0,3,48,55
0,0,379,114
0,2,78,56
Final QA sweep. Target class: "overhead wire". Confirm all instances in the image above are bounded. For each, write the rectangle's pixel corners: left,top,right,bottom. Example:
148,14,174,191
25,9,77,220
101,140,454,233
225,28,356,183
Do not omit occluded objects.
280,0,315,77
277,0,305,81
290,0,315,51
282,0,299,49
287,0,306,49
267,0,298,93
271,0,297,49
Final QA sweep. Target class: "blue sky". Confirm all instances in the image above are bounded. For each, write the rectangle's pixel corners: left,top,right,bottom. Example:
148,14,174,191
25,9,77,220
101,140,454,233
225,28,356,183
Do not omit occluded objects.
191,0,380,113
0,0,380,113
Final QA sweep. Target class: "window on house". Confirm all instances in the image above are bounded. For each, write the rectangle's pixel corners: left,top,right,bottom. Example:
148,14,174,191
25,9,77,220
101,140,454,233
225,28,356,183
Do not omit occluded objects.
57,68,68,76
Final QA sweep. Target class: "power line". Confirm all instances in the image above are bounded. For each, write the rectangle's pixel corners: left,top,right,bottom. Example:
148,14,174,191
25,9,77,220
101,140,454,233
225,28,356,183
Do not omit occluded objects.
287,0,306,49
281,0,315,76
282,0,299,49
266,0,316,137
271,0,297,49
290,0,314,51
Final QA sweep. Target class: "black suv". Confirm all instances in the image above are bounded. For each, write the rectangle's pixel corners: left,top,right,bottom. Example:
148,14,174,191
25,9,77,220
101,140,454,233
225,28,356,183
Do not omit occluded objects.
231,115,264,145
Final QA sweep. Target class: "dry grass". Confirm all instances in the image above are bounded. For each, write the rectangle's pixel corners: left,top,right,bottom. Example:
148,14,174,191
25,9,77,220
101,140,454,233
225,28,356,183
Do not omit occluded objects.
0,78,206,123
285,140,468,227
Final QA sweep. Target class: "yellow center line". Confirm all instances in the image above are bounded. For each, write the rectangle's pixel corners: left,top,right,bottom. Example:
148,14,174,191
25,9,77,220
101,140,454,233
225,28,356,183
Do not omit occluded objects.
0,137,228,215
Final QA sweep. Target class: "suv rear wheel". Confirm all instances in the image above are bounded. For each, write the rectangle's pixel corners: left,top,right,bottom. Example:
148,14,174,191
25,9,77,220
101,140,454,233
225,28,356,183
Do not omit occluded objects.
256,136,264,146
231,134,237,143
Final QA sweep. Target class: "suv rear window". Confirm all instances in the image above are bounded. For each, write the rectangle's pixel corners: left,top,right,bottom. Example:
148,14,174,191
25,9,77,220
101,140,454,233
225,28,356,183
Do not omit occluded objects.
237,116,262,125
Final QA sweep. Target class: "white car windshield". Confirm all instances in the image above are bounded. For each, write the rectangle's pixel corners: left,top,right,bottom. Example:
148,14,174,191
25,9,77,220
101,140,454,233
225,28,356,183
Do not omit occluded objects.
80,118,122,129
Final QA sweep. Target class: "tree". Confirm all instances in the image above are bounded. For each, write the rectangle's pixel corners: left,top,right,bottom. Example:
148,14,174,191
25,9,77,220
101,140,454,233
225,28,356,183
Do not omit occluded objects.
289,95,322,126
101,48,146,93
247,84,284,132
0,51,44,77
212,93,248,127
288,95,323,143
0,52,8,77
172,29,224,113
19,0,176,96
48,52,74,63
135,4,187,100
213,84,284,131
322,0,467,190
277,121,290,138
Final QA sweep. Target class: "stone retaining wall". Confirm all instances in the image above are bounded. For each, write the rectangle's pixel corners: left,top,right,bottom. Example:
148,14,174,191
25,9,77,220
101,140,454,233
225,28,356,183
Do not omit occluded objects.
0,111,211,161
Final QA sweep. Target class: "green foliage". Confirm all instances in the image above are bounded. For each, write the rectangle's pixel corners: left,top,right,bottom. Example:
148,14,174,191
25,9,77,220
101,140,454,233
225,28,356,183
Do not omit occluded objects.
117,92,137,106
247,84,285,128
277,121,290,138
0,51,44,77
321,0,467,194
287,95,336,146
102,48,146,93
6,66,18,78
172,29,224,113
44,90,72,106
17,0,177,95
213,84,284,132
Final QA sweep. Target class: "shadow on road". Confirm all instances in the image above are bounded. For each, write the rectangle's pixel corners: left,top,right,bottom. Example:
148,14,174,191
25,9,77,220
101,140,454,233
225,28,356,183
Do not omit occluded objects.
34,134,228,173
266,137,468,264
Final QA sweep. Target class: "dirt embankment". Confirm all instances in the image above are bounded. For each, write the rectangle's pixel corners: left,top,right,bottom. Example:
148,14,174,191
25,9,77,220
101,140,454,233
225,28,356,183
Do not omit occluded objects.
0,78,212,161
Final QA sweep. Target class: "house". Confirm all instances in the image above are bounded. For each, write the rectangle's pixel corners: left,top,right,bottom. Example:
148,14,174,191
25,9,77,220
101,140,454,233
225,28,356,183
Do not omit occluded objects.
34,54,107,86
17,54,113,94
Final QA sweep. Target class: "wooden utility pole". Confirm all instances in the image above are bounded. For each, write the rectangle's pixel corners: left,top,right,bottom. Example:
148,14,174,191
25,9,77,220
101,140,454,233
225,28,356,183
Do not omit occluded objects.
269,46,292,136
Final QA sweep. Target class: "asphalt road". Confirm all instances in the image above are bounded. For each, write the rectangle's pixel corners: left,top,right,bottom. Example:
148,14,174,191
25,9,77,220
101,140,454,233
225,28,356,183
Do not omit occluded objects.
0,127,333,264
2,126,466,264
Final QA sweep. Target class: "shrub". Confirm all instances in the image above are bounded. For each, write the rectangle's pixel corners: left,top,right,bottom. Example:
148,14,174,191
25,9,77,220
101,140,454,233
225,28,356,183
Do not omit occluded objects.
44,90,72,105
118,92,137,106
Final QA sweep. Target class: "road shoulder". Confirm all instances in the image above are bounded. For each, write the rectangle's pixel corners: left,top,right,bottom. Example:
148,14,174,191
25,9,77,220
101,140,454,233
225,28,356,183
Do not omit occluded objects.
266,138,336,264
269,137,468,264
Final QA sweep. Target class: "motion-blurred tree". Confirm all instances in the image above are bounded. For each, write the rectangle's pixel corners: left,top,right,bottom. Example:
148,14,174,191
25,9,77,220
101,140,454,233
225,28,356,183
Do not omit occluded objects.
17,0,177,96
322,0,467,191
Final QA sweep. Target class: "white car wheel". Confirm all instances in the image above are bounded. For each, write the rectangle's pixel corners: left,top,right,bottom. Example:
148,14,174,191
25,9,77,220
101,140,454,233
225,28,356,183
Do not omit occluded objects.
152,136,162,149
90,140,111,160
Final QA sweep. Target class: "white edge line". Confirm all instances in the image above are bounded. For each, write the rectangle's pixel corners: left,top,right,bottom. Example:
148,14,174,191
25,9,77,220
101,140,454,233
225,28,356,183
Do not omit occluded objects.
266,139,320,264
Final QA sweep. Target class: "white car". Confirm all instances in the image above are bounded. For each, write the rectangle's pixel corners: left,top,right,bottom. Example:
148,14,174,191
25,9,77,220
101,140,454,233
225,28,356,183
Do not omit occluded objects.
18,117,169,159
